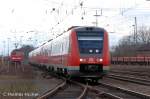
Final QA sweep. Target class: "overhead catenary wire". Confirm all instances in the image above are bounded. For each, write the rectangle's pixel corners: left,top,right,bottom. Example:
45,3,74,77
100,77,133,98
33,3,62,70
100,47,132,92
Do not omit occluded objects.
22,0,150,48
49,0,87,34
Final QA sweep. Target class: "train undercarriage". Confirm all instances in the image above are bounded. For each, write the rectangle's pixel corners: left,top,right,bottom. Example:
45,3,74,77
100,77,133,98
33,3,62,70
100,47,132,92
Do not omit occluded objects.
30,63,107,82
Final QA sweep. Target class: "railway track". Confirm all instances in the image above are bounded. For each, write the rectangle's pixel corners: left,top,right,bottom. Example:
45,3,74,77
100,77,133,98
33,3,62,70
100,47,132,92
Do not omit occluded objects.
37,79,125,99
107,73,150,86
37,78,150,99
37,70,150,99
110,70,150,77
95,82,150,99
37,80,88,99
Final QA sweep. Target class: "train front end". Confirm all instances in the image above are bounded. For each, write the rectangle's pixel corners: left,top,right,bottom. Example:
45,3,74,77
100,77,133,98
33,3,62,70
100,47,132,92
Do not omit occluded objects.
69,26,110,79
10,50,24,64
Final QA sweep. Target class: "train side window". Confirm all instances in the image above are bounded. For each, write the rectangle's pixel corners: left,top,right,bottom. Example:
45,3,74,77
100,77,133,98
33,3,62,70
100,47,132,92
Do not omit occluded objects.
63,38,66,54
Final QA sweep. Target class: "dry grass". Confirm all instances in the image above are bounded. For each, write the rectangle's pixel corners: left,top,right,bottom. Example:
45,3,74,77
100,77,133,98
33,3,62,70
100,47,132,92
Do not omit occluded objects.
0,63,39,96
0,80,38,93
0,62,58,99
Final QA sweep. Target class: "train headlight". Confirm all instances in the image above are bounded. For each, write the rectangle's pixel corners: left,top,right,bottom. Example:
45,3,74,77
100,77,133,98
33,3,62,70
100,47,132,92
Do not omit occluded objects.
99,59,103,62
80,59,83,62
97,58,103,62
80,58,86,62
96,49,99,53
89,49,93,53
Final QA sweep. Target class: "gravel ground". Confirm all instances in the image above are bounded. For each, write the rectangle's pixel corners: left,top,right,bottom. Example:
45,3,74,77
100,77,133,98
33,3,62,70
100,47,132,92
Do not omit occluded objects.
99,77,150,95
110,65,150,72
110,65,150,79
108,71,150,80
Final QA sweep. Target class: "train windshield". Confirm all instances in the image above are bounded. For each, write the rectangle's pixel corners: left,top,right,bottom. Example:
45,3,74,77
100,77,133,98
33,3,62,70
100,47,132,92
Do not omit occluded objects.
77,31,104,54
11,51,23,56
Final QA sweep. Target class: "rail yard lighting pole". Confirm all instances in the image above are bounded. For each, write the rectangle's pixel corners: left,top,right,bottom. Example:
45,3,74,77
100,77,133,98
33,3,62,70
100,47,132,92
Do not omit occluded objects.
132,24,136,43
93,9,102,26
7,38,10,72
3,41,5,56
2,41,6,65
20,36,23,47
133,17,137,44
134,17,137,44
7,38,10,57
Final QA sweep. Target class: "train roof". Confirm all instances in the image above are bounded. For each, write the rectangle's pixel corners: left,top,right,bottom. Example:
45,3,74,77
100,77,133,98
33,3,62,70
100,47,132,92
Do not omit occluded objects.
67,26,105,32
11,49,22,52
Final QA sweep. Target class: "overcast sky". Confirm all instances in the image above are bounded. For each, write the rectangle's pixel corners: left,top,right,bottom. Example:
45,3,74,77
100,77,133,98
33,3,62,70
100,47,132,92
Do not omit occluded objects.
0,0,150,55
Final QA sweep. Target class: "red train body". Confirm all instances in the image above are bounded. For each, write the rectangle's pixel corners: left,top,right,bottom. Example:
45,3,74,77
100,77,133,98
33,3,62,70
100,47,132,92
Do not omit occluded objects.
10,49,24,64
29,26,110,79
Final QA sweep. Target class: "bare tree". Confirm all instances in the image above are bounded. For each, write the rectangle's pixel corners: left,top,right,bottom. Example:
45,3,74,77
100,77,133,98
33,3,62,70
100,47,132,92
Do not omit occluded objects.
137,26,150,44
112,26,150,56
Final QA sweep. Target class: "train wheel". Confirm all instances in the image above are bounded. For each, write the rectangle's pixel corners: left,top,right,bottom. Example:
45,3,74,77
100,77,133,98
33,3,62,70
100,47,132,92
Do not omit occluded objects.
52,67,54,71
65,75,71,79
92,79,98,84
48,67,51,72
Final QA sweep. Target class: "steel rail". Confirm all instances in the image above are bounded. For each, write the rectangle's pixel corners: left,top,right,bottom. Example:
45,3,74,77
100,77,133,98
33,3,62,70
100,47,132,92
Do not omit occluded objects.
76,83,88,99
88,85,123,99
37,81,66,99
37,79,88,99
110,70,150,77
69,80,89,99
98,82,150,99
107,74,150,86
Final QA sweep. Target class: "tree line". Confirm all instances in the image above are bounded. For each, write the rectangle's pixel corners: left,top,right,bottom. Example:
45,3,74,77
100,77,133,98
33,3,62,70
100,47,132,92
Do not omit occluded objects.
111,26,150,56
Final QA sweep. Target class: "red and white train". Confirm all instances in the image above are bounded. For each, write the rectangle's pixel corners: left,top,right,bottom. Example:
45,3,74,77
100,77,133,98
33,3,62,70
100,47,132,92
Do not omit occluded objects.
29,26,110,80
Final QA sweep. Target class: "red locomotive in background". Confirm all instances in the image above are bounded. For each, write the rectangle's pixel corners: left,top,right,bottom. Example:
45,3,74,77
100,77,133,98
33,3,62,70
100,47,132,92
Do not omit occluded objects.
10,49,24,64
29,26,110,81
